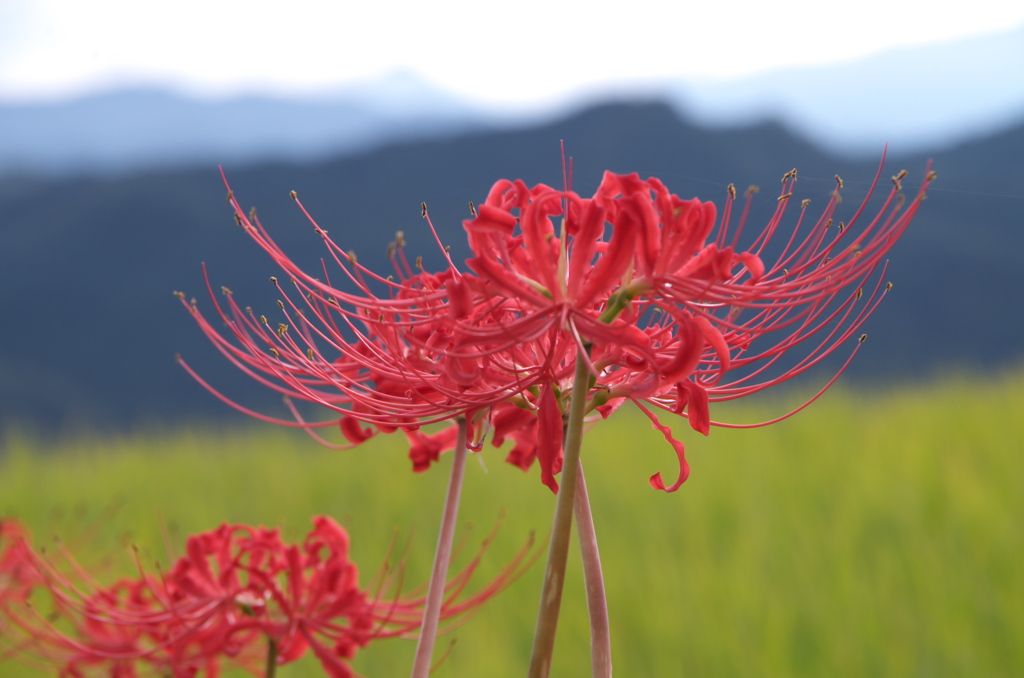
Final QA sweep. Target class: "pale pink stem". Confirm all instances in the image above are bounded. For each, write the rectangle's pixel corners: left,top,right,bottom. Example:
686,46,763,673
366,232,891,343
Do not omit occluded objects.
574,459,611,678
528,352,590,678
410,418,468,678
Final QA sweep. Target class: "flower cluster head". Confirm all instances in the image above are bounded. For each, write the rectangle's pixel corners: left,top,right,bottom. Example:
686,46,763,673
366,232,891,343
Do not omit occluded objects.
179,156,935,493
0,517,531,677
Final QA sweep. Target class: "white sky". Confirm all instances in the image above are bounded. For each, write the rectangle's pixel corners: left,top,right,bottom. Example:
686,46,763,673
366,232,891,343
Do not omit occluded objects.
2,0,1023,105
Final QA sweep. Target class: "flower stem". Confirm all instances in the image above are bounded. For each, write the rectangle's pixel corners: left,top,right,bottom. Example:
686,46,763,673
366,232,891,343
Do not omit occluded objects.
528,352,591,678
265,637,278,678
410,417,469,678
574,458,612,678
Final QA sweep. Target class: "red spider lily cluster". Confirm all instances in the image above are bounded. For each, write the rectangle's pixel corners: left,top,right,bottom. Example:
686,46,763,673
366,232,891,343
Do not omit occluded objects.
178,157,935,494
0,517,532,678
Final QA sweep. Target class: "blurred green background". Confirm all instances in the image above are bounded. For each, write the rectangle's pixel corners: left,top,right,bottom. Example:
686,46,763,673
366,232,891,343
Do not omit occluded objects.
2,367,1022,676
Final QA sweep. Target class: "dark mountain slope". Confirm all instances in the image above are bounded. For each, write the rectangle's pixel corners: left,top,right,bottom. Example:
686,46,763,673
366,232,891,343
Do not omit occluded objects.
0,101,1019,431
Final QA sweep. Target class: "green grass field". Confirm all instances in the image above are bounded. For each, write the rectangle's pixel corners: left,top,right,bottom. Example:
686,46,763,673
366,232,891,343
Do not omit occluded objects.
2,367,1023,677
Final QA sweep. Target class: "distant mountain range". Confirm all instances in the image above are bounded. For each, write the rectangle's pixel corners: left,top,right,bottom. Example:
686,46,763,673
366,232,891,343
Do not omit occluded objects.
1,100,1021,433
0,73,494,178
1,25,1023,179
663,24,1024,156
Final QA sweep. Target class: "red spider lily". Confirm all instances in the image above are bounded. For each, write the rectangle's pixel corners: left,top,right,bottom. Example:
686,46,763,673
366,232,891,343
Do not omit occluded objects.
453,157,935,491
176,198,537,441
0,517,535,678
179,156,934,494
175,179,580,471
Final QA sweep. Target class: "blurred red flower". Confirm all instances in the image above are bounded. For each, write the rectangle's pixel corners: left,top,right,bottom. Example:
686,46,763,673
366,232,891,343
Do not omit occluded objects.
0,517,533,677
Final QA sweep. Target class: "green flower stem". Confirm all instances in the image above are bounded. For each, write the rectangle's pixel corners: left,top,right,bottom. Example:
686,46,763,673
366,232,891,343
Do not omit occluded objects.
574,458,612,678
265,637,278,678
528,351,592,678
411,417,469,678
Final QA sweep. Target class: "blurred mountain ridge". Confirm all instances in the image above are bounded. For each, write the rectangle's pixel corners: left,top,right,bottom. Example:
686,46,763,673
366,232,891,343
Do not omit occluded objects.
0,74,494,178
664,23,1024,156
2,24,1023,179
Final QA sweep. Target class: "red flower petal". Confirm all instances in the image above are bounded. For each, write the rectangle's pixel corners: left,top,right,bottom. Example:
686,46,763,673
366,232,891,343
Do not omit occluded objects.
537,382,564,494
635,400,691,492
